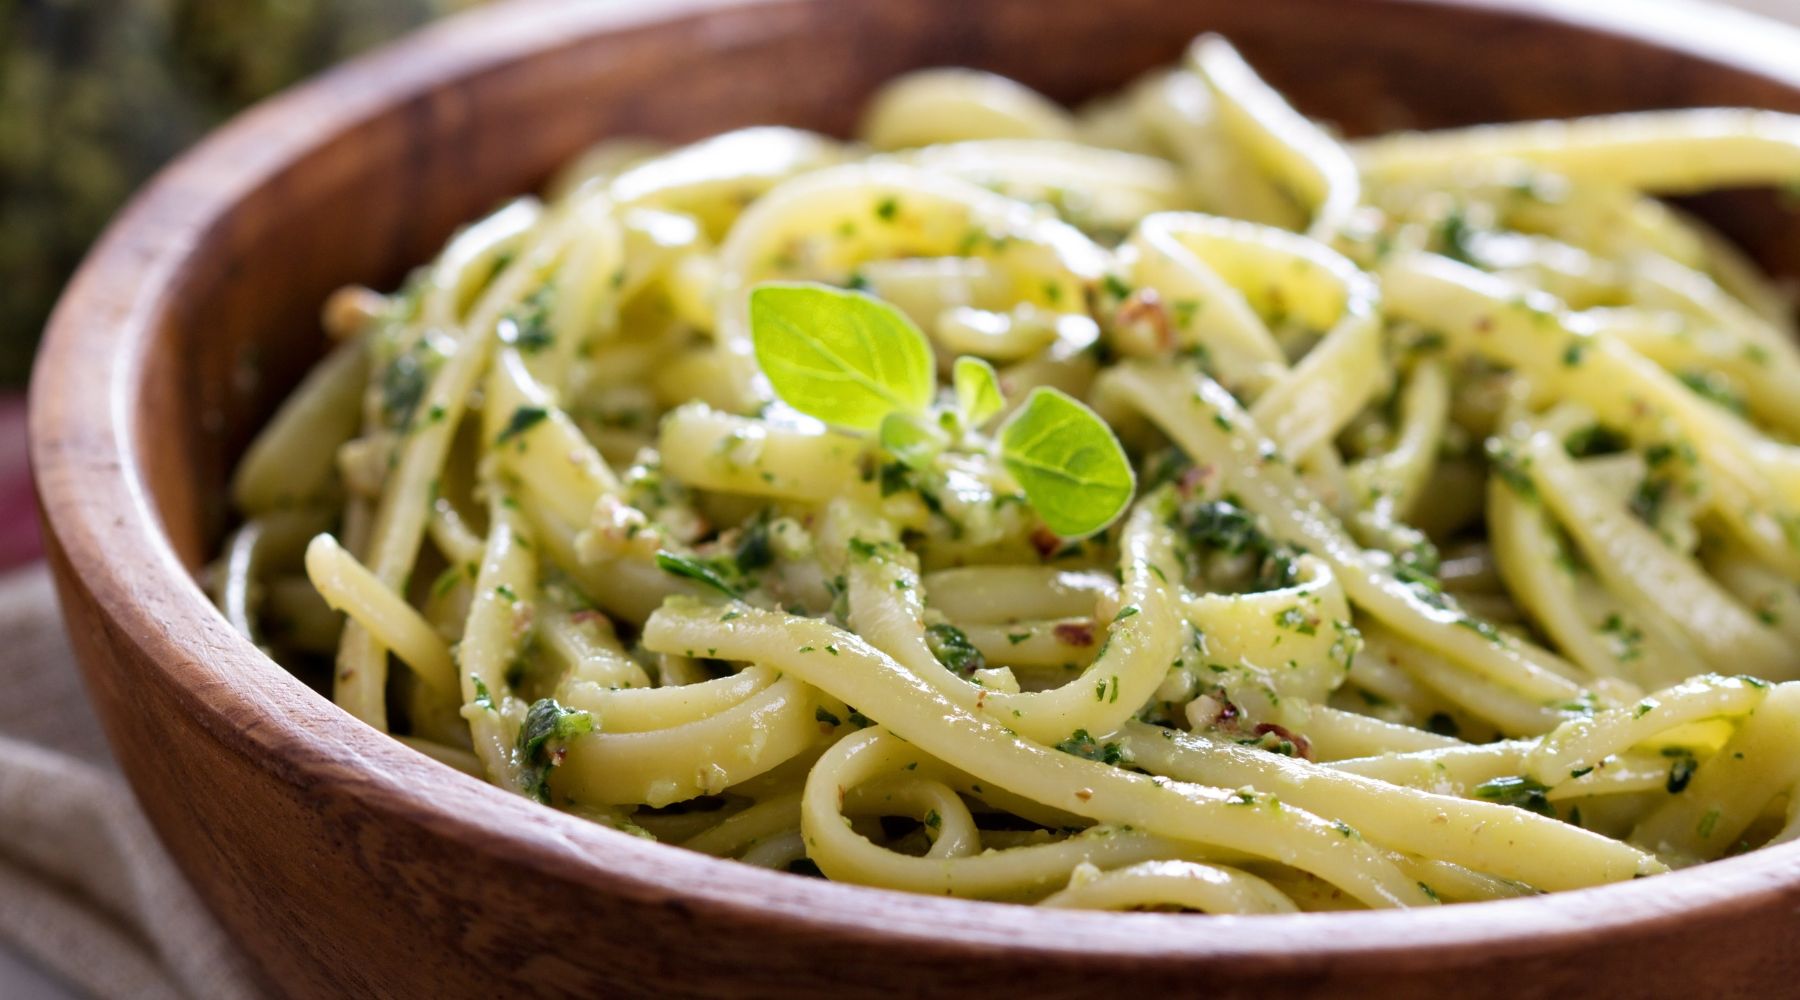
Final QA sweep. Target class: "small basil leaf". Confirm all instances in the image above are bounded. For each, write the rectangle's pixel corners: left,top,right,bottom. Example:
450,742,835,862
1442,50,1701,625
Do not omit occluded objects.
952,356,1004,429
998,387,1135,538
750,282,935,431
879,411,945,470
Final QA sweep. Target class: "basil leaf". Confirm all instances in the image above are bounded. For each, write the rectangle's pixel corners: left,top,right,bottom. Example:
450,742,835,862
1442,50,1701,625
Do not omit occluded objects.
998,387,1134,538
750,282,935,431
879,411,944,470
952,356,1004,429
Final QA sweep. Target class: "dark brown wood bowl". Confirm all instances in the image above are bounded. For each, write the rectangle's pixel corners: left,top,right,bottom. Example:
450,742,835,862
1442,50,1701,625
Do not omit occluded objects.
30,0,1800,995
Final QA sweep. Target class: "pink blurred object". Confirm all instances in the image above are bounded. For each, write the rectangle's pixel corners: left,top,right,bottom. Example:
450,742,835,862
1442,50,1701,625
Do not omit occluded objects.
0,396,43,570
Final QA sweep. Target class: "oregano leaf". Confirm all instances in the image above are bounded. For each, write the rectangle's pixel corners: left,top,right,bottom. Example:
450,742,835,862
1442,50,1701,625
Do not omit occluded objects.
953,355,1004,429
750,282,934,431
998,387,1134,538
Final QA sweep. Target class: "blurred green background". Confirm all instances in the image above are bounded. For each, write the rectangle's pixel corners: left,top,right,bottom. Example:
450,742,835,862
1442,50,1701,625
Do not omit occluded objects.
0,0,479,388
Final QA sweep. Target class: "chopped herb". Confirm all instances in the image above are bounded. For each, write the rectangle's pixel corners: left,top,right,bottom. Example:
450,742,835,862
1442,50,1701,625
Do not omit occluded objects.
877,461,911,497
1484,438,1537,498
1454,615,1503,642
734,517,774,574
1663,748,1697,794
1564,424,1627,458
1274,606,1317,635
815,707,842,727
1395,563,1453,611
495,406,548,445
654,550,742,598
925,623,985,677
431,566,464,599
1055,728,1129,765
499,285,556,353
1630,476,1672,526
1181,499,1300,592
1680,370,1747,415
379,352,428,430
1600,613,1644,661
1473,775,1556,817
1406,330,1448,355
516,698,594,803
1435,205,1479,265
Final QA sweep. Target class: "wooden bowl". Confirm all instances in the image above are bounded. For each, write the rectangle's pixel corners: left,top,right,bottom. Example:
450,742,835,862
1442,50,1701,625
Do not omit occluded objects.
30,0,1800,995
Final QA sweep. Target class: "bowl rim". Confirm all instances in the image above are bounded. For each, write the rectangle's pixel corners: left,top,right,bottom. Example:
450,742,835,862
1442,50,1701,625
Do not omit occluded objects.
28,0,1800,971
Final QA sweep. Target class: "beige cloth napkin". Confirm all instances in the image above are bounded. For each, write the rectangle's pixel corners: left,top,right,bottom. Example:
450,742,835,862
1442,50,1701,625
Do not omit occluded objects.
0,565,261,1000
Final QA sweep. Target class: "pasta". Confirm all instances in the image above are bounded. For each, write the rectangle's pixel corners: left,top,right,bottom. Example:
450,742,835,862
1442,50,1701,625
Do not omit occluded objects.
212,34,1800,914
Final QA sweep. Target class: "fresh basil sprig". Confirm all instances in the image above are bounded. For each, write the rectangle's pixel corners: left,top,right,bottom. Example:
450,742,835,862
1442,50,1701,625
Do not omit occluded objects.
749,282,1134,537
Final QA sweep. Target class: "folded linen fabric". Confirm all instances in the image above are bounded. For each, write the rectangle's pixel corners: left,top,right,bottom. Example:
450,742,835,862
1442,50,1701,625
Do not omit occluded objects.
0,566,260,1000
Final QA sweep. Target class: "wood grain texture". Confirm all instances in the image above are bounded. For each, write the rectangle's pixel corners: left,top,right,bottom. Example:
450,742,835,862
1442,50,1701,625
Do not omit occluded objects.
28,0,1800,996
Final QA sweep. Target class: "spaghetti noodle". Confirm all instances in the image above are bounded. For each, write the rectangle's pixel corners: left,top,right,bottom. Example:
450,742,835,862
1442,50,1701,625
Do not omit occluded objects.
212,35,1800,912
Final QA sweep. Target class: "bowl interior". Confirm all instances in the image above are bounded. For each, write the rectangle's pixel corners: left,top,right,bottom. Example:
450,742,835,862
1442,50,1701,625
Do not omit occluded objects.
33,0,1800,994
150,0,1800,565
